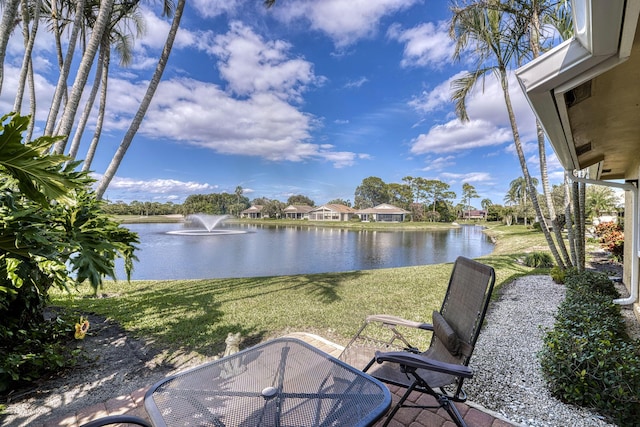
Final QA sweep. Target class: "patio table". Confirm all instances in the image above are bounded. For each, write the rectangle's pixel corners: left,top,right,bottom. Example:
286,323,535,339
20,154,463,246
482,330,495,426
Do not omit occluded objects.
144,337,391,426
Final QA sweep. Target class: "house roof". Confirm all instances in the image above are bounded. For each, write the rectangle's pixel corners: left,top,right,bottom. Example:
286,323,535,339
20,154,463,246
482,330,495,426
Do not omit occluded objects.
283,205,314,213
241,205,263,213
516,0,640,180
310,204,356,213
356,203,409,214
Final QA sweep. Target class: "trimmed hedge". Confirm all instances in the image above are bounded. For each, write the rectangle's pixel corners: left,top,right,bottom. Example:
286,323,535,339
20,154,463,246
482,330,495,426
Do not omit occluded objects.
540,270,640,425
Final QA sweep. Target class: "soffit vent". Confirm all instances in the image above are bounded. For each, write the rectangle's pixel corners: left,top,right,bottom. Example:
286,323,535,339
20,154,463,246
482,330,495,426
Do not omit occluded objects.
564,80,592,108
576,142,592,156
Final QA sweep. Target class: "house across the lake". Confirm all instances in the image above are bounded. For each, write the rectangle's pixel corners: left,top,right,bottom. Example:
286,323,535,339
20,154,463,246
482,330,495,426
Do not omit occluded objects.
461,210,487,221
283,205,314,220
240,205,264,219
355,203,410,222
308,204,357,221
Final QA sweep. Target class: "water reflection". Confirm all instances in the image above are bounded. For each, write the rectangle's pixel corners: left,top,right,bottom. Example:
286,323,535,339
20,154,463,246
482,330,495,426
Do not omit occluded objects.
114,223,493,280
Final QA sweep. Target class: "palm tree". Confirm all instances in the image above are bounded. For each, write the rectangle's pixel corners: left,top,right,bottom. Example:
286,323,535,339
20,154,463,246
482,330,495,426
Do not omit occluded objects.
515,0,572,266
586,185,619,219
96,0,184,199
13,0,41,114
0,0,21,93
461,182,478,219
70,0,142,162
44,0,88,137
52,0,116,153
450,1,565,268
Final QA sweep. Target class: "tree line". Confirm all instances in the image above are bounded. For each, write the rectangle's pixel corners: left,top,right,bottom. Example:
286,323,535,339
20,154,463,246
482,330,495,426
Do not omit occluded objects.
105,174,622,229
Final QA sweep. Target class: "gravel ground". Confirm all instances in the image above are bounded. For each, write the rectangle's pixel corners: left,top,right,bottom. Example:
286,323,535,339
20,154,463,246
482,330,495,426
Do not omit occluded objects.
466,274,617,427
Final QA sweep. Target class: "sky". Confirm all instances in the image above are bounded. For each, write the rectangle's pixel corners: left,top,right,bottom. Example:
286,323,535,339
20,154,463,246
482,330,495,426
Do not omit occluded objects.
3,0,566,207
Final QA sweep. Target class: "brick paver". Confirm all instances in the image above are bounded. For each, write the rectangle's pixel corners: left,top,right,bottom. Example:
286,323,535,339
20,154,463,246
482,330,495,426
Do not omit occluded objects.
30,333,516,427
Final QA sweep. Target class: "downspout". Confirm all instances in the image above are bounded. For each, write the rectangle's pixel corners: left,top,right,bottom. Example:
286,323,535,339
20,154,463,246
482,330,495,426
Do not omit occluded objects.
569,171,638,305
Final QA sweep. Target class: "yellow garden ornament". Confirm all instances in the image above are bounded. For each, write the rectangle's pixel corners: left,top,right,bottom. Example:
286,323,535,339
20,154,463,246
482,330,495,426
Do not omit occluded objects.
75,317,90,340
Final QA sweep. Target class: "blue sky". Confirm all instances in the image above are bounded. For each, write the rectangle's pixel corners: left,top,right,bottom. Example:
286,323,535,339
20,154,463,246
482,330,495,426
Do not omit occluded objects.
3,0,565,207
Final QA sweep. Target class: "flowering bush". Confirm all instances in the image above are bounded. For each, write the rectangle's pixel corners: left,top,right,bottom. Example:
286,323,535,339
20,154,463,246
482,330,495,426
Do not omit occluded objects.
594,222,624,262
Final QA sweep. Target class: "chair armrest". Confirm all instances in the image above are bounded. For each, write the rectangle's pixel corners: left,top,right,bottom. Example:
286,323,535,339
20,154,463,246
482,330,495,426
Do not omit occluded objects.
365,314,434,331
374,351,473,379
79,415,152,427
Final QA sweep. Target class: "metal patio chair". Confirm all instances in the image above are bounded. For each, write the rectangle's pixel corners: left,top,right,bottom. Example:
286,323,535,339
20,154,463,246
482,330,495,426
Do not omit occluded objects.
339,256,495,427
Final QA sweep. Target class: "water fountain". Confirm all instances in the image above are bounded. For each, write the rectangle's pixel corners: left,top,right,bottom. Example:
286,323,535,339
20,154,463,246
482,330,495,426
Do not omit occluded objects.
167,214,248,236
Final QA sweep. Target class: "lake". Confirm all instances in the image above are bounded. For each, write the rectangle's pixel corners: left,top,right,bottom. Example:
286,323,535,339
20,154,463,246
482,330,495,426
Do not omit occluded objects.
114,222,494,280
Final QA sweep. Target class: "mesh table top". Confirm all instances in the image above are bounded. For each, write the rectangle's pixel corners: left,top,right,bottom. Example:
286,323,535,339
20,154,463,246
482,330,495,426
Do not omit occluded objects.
144,337,391,427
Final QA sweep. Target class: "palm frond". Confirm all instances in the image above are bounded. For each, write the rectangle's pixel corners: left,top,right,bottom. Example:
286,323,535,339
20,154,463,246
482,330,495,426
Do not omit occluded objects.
450,67,493,122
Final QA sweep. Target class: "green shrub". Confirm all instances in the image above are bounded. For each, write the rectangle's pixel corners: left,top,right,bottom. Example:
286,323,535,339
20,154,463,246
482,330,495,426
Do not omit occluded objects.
549,266,565,284
523,251,554,268
0,314,82,391
594,222,624,262
540,270,640,425
0,113,138,392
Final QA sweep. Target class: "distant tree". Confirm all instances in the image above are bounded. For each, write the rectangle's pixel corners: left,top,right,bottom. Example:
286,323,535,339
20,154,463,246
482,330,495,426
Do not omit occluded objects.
486,204,504,222
481,198,493,211
434,199,457,222
326,198,351,207
251,197,270,206
430,181,456,219
402,176,429,218
507,177,538,225
461,183,479,219
387,182,412,210
262,199,285,219
586,185,619,219
354,176,389,209
409,203,425,222
287,194,315,206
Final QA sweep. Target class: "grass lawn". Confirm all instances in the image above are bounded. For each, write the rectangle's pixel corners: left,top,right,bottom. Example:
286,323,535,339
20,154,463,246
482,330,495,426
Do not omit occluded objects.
50,223,557,358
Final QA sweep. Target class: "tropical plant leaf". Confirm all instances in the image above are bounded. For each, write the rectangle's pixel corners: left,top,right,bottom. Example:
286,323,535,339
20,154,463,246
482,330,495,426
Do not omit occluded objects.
0,113,81,205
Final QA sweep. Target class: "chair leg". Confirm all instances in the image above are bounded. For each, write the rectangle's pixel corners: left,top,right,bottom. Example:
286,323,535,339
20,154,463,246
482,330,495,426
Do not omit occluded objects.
380,382,419,427
439,396,467,427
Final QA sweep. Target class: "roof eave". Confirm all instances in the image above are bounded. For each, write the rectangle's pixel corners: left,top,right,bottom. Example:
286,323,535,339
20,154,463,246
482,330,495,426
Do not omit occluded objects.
515,0,635,174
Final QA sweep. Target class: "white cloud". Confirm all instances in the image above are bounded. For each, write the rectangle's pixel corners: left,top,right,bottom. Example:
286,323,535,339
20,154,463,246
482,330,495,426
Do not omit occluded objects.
97,21,362,168
440,171,492,184
410,119,512,155
97,175,218,201
344,77,369,89
459,70,537,141
387,21,454,68
421,155,455,171
192,0,245,18
273,0,420,48
101,77,361,167
128,7,198,71
409,71,466,114
212,21,324,102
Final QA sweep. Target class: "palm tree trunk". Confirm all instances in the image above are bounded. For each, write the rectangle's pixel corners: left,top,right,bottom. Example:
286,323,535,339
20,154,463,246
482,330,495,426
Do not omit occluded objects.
499,68,565,268
26,56,35,140
564,171,577,266
14,0,40,113
45,0,86,136
579,179,586,268
538,121,572,266
53,0,115,153
528,5,572,268
83,49,109,172
96,0,185,199
69,41,106,161
0,0,21,94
